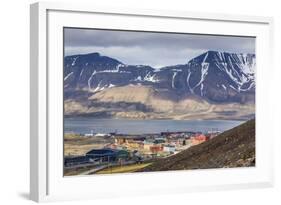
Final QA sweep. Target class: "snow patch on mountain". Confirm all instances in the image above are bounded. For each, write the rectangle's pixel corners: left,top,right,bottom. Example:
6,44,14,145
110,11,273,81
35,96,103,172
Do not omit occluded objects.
172,72,177,89
144,72,159,83
108,84,115,88
64,72,73,81
71,57,78,66
200,83,204,96
93,81,104,92
194,62,209,90
88,71,97,91
79,69,84,80
202,52,209,63
186,71,193,94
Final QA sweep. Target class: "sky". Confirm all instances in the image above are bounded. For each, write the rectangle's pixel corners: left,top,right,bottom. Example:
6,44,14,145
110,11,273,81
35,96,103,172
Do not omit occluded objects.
64,28,255,68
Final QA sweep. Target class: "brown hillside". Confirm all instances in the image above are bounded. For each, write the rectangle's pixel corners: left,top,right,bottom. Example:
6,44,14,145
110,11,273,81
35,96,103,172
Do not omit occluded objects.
139,119,255,172
65,85,255,120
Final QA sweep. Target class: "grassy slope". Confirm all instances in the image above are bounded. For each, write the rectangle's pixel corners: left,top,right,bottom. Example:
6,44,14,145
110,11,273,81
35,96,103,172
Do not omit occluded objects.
139,119,255,172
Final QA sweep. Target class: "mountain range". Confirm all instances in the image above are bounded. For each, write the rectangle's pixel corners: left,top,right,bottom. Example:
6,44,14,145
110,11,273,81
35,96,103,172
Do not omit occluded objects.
64,51,255,120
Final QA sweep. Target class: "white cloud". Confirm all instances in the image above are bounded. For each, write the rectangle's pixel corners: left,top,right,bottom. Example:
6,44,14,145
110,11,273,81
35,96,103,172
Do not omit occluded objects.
64,28,255,68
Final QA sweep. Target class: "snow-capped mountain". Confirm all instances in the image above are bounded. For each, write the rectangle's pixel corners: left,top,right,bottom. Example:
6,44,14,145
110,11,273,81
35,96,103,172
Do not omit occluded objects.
183,51,255,102
64,51,255,104
64,53,155,93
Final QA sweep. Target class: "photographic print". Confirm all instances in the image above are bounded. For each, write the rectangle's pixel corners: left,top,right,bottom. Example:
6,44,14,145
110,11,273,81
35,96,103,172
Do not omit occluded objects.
63,28,255,176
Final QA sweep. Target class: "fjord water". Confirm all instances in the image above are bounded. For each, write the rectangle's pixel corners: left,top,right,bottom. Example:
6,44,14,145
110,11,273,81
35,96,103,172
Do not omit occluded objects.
64,117,244,135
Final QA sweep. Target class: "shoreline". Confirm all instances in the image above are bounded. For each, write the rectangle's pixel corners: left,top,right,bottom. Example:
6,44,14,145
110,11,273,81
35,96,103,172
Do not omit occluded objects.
63,118,246,135
64,116,249,122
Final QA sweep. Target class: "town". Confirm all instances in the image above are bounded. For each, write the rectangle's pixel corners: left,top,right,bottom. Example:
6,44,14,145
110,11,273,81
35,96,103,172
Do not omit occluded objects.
64,130,221,175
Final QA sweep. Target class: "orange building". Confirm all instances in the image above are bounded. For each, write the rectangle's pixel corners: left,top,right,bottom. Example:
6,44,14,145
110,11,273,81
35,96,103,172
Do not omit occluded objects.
191,134,209,145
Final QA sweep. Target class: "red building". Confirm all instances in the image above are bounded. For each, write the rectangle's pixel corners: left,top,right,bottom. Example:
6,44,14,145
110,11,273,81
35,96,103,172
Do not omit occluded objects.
150,145,163,153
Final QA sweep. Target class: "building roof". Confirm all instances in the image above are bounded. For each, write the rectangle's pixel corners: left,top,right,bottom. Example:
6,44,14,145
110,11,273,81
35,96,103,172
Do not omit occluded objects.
86,148,130,158
115,135,146,141
164,145,176,148
86,148,117,156
154,139,166,144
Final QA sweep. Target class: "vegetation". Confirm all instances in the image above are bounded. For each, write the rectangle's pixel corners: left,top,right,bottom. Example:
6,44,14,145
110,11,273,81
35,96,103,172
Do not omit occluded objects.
96,163,152,174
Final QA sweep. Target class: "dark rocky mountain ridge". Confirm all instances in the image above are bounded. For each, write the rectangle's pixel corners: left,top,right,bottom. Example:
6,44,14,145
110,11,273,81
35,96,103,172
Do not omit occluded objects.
64,51,255,119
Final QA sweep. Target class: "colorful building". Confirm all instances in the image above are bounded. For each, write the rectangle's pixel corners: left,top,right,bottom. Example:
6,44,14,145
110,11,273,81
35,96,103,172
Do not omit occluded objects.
191,134,209,145
150,144,163,153
163,145,176,153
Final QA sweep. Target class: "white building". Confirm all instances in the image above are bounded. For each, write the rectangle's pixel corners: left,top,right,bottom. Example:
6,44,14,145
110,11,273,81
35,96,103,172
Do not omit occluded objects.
163,145,176,153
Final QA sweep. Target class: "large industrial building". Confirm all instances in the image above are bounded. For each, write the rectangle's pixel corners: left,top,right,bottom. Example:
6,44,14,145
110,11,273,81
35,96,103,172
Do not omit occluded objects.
64,148,130,167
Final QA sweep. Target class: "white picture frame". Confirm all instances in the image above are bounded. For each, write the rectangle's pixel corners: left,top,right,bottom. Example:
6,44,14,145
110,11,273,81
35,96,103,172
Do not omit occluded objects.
30,1,274,202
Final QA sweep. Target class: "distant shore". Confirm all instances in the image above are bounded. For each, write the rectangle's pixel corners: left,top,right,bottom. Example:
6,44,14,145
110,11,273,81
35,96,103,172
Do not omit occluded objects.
64,114,252,121
64,118,244,135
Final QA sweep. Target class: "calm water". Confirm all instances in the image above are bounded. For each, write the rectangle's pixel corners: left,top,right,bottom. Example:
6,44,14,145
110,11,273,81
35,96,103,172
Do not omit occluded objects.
64,117,244,135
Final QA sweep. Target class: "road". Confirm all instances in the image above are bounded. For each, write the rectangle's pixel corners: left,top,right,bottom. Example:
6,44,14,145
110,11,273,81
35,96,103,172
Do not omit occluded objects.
78,160,138,175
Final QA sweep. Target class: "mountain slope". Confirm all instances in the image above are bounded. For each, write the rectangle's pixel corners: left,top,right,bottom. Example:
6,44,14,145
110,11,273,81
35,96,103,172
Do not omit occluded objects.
139,119,255,171
64,51,255,103
185,51,255,102
64,52,155,92
63,51,256,119
64,84,254,120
